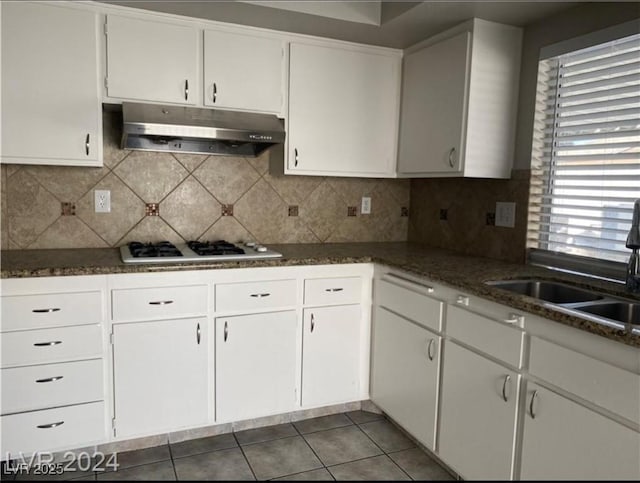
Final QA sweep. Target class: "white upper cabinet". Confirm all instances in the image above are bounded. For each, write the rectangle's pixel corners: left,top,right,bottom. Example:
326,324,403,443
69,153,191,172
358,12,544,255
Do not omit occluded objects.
1,2,102,166
204,30,284,113
397,19,522,178
287,42,401,177
105,15,199,105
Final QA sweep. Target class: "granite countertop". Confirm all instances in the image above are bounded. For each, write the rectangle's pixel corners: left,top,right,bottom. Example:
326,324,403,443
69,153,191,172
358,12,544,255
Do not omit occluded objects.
2,242,639,347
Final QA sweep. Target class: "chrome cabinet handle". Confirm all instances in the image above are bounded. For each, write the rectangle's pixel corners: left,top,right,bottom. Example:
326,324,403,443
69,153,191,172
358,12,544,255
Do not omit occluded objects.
250,293,270,298
32,308,60,313
37,421,64,429
85,133,90,156
448,147,456,168
456,295,469,306
310,313,315,333
502,375,511,402
529,390,538,419
325,288,344,292
224,321,228,342
212,83,217,103
504,313,523,325
196,323,201,345
184,79,189,101
294,148,299,167
36,376,64,383
427,339,435,361
33,341,62,347
149,300,173,305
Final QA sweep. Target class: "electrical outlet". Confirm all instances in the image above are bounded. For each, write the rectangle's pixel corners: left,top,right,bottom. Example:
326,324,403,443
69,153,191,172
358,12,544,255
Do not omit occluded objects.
361,196,371,215
495,202,516,228
95,190,111,213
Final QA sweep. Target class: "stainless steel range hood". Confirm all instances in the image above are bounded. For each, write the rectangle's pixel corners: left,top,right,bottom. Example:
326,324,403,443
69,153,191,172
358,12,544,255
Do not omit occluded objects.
121,102,285,157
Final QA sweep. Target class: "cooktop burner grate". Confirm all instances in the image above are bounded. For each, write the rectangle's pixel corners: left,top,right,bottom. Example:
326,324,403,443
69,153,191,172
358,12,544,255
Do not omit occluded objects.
128,241,183,258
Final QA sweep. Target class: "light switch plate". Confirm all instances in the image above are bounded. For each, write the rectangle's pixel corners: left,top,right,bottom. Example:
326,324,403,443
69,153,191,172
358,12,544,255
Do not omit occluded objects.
495,202,516,228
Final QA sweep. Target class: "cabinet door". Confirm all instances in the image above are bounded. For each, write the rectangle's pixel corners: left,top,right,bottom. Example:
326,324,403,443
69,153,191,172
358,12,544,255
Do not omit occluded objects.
302,305,360,408
216,311,297,422
1,2,101,166
112,318,208,438
439,341,518,480
397,32,470,175
204,30,283,113
288,42,399,176
106,15,198,105
520,383,640,480
371,307,440,450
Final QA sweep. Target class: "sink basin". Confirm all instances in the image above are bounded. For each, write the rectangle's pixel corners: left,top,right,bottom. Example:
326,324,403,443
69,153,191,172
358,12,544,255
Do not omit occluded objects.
487,280,604,304
573,302,640,326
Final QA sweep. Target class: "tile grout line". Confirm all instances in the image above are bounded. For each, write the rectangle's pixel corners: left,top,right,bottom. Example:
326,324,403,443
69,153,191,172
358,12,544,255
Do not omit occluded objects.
166,442,179,481
231,431,259,481
290,421,331,474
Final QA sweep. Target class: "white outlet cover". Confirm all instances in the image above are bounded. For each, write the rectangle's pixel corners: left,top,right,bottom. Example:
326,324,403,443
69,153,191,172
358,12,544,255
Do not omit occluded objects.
95,189,111,213
361,196,371,215
495,202,516,228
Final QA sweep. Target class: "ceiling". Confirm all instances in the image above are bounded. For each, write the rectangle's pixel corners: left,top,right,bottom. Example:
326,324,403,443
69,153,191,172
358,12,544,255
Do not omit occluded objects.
98,0,583,48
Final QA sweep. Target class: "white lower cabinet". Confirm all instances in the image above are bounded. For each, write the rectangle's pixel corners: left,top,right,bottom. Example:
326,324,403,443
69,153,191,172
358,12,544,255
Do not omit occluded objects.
439,340,519,480
215,311,297,422
371,307,440,450
301,305,361,408
112,318,208,438
520,382,640,480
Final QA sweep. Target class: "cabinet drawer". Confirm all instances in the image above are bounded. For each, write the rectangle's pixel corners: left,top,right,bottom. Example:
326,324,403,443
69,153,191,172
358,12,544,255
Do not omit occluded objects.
1,401,105,456
377,277,443,332
1,325,102,368
447,305,524,368
529,337,639,424
1,291,102,332
1,359,103,415
304,277,361,306
215,279,296,313
112,285,208,321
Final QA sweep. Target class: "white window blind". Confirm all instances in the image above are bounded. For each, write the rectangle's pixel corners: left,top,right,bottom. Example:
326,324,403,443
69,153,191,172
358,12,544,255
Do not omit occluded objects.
528,33,640,264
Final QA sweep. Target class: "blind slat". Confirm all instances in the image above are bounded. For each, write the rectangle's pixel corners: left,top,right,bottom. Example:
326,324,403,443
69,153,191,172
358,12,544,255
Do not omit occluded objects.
544,95,640,115
561,49,640,75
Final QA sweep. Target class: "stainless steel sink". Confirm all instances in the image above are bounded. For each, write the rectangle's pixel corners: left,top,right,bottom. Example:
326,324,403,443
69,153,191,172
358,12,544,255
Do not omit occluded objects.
572,302,640,326
486,280,604,304
486,278,639,334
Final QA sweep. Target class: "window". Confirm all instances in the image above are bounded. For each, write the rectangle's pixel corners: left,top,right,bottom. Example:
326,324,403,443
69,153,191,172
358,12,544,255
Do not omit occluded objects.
528,32,640,274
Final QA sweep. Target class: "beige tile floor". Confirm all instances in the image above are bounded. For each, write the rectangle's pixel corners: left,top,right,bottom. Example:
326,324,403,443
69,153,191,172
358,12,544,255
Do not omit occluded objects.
3,411,455,481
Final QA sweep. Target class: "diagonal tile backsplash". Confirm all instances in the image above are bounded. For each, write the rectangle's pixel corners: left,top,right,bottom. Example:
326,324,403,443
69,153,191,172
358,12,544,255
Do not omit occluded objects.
0,110,410,250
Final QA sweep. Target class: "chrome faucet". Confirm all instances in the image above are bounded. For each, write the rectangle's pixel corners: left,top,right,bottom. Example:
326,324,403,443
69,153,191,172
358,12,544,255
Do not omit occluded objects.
626,199,640,293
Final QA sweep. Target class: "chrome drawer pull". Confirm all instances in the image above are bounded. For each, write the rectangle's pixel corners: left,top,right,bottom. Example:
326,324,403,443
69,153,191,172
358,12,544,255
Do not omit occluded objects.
212,82,217,103
310,313,315,333
504,313,523,325
149,300,174,305
502,375,511,402
250,293,270,298
325,288,344,292
529,390,538,419
37,421,64,429
184,79,189,100
224,321,228,342
196,323,201,345
85,133,90,156
427,339,435,361
448,147,456,167
456,295,469,306
32,308,61,313
36,376,64,383
33,341,62,347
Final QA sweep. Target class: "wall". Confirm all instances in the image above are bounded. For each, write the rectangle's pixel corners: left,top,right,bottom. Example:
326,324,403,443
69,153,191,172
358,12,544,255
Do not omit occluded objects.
0,111,409,250
409,2,639,263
